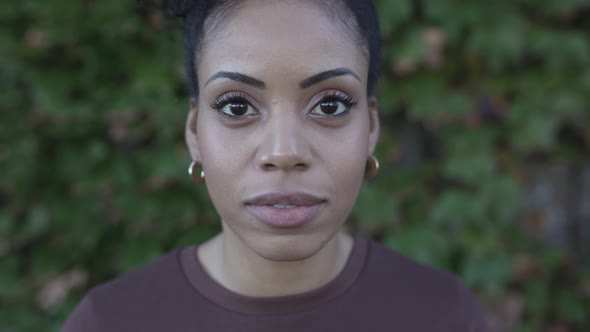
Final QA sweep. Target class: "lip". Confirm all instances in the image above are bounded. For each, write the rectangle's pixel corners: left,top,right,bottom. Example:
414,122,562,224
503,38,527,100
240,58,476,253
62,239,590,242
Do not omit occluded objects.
244,192,327,228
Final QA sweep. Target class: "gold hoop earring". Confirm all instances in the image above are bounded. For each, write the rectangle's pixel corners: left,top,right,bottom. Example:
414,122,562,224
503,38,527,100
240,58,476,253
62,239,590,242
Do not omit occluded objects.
188,161,205,184
364,156,379,180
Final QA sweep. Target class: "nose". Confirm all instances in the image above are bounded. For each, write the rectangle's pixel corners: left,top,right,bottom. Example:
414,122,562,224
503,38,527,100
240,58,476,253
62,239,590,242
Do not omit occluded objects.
256,110,311,172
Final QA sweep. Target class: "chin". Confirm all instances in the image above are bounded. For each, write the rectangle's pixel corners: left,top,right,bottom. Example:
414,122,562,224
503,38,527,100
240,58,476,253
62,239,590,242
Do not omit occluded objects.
247,231,333,262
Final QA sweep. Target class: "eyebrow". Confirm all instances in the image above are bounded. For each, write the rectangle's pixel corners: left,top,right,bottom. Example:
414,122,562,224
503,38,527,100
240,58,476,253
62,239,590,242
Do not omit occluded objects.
299,68,361,89
204,67,361,90
205,71,266,89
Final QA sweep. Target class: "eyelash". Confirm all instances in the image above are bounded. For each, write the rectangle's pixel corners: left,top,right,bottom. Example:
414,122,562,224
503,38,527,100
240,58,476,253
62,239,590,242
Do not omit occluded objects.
313,91,358,114
209,92,252,112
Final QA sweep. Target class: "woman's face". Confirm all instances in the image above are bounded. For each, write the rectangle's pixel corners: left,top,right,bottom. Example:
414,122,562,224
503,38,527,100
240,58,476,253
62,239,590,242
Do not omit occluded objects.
186,0,379,261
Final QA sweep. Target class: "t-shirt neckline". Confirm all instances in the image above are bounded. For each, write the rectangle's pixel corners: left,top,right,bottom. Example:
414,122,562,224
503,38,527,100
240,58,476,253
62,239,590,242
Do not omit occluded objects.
179,235,368,315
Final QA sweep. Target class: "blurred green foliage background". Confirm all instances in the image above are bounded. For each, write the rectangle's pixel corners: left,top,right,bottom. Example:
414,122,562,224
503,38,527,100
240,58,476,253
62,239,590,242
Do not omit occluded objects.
2,0,590,331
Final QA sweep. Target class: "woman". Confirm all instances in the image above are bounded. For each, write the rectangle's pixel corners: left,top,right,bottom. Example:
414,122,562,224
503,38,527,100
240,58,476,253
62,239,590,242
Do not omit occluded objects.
64,0,488,331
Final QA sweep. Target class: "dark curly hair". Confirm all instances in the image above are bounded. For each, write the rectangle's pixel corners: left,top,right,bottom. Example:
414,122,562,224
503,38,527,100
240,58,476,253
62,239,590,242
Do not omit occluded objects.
167,0,381,100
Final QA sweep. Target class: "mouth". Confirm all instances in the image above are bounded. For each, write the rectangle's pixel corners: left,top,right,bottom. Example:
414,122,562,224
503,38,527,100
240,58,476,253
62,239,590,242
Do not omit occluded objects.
244,192,327,228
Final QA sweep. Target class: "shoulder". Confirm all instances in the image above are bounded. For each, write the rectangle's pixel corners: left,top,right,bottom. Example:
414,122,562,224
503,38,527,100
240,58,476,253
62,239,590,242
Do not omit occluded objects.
62,247,189,331
89,247,184,301
358,238,488,331
364,239,460,289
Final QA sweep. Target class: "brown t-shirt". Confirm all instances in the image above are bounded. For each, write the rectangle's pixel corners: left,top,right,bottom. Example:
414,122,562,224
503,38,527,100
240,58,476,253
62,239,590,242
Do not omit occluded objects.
63,236,488,331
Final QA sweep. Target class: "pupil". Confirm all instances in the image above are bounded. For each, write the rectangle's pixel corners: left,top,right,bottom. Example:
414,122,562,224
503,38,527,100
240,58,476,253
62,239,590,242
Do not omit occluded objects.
320,101,339,114
230,103,248,115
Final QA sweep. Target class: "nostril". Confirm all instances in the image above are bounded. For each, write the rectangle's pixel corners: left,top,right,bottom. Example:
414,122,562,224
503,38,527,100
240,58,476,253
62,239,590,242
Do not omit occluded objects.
294,162,308,170
262,163,278,171
259,160,308,172
257,148,311,171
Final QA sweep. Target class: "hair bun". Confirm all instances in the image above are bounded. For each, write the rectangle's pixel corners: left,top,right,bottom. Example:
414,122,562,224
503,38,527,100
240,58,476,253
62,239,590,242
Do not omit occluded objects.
166,0,195,17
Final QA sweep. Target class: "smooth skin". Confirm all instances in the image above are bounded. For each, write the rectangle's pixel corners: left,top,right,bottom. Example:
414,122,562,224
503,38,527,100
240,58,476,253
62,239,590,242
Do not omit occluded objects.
185,0,379,297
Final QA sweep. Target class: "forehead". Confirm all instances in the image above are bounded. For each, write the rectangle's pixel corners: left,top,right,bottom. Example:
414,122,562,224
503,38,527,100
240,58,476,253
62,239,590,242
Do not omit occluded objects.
197,0,367,86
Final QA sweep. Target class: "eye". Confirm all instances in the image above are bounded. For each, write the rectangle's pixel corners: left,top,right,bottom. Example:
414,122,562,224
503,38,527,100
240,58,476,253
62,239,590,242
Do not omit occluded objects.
309,92,358,116
210,93,257,117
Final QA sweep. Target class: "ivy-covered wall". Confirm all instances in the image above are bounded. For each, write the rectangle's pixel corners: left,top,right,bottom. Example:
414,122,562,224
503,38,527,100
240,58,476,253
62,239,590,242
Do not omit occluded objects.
1,1,589,331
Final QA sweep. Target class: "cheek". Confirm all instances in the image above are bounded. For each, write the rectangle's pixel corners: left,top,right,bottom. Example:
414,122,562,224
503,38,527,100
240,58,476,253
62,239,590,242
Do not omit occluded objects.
326,147,365,183
195,115,246,205
197,141,249,225
196,112,251,173
333,145,367,193
318,122,370,195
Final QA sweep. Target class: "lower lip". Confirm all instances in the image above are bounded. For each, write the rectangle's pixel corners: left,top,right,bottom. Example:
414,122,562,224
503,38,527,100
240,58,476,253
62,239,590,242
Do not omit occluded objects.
246,204,324,228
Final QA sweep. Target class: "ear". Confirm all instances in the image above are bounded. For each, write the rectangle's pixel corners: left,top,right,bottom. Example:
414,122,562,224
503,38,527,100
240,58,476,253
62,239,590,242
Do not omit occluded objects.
185,97,201,162
367,96,380,155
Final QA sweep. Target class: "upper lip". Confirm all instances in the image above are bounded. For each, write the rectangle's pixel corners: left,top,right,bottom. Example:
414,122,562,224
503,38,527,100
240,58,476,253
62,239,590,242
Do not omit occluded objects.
244,192,327,206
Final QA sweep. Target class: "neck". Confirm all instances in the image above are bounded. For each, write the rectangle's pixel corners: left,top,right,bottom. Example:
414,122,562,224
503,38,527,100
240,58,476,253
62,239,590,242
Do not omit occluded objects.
198,230,353,297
